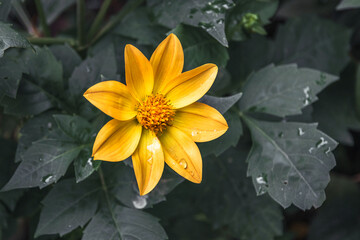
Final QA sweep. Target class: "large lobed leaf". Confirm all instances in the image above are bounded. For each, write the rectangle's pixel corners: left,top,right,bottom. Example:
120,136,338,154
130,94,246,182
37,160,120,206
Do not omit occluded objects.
148,0,235,47
228,16,351,83
243,116,337,210
239,64,338,117
83,205,168,240
199,148,283,239
0,22,31,57
337,0,360,10
171,24,229,71
35,179,100,237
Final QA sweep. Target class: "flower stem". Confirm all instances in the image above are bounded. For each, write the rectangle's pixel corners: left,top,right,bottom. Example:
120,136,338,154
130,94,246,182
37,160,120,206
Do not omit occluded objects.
76,0,86,46
12,1,39,36
82,0,144,50
28,37,76,46
98,167,123,240
87,0,113,41
34,0,51,37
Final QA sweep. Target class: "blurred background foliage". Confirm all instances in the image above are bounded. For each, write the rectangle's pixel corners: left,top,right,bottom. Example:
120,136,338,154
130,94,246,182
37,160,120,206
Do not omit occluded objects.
0,0,360,239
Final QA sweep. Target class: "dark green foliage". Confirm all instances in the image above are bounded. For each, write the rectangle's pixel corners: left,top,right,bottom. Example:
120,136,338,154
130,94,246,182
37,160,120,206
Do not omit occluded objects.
0,0,359,239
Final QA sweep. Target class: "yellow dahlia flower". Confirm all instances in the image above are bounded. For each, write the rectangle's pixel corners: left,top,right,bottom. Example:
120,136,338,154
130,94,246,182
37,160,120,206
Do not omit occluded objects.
83,34,228,195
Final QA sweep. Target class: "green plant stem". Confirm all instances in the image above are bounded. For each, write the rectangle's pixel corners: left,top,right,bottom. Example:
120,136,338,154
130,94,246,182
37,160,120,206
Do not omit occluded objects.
83,0,144,50
34,0,51,37
98,167,122,240
87,0,113,41
355,64,360,117
28,37,76,46
12,1,39,36
76,0,86,46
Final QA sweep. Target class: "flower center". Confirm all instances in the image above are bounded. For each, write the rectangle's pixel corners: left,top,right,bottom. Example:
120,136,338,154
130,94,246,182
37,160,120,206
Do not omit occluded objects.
136,94,175,134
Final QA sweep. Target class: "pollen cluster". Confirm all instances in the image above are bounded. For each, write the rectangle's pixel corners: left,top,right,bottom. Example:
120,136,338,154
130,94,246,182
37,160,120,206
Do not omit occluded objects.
136,94,175,134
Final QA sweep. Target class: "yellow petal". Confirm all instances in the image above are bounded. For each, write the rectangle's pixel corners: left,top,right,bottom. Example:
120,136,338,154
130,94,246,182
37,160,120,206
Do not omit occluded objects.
159,126,202,183
150,33,184,93
125,44,154,101
93,119,142,162
132,130,164,195
83,81,138,121
173,102,228,142
164,64,218,109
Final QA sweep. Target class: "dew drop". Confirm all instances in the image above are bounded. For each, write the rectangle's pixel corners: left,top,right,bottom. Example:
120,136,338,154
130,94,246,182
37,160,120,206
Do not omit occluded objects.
278,132,284,138
42,175,54,184
47,122,52,129
256,176,266,185
324,147,331,155
179,159,188,169
316,137,328,148
298,128,305,136
68,225,72,228
189,170,194,176
283,180,288,185
85,66,91,73
147,157,153,164
299,192,303,195
87,157,93,167
132,195,147,209
308,147,315,153
303,86,311,106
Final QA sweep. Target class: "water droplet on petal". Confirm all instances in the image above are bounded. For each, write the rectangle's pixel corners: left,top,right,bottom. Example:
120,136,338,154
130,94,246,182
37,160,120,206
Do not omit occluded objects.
147,157,153,164
179,159,187,169
132,195,147,209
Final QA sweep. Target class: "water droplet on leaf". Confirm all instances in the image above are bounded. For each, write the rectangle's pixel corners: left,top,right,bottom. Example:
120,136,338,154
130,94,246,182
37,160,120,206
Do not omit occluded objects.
132,195,147,209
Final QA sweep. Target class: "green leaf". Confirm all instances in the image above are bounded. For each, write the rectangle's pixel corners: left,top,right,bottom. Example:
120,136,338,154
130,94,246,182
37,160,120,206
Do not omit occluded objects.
52,114,99,182
1,78,54,116
313,64,360,146
49,44,82,79
239,64,338,117
200,148,283,239
41,0,76,24
74,147,101,183
53,114,93,143
1,46,65,116
199,92,242,114
105,164,183,209
199,110,242,157
68,46,117,106
226,0,279,41
337,0,360,10
83,205,168,240
22,46,63,93
228,17,351,84
0,22,31,57
16,113,57,163
171,24,229,71
243,116,337,210
2,140,83,191
0,53,22,98
0,0,12,21
35,178,100,237
148,0,234,47
308,176,360,240
114,7,169,46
